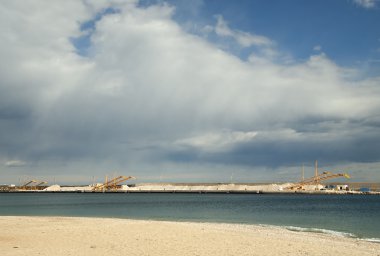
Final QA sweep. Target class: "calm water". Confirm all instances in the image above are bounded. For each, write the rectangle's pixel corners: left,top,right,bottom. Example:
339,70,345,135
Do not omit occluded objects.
0,193,379,240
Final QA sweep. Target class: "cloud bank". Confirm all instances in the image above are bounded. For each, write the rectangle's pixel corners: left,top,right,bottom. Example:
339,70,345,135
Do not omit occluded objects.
0,0,379,183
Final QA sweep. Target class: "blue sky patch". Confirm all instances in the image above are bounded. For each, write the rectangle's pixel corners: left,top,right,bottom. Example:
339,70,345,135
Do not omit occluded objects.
71,7,120,56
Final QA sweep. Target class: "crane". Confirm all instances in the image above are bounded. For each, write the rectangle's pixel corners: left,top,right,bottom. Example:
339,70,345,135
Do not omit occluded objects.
286,161,350,190
92,176,135,191
35,181,47,187
287,172,350,190
20,180,48,190
21,180,38,190
34,181,48,190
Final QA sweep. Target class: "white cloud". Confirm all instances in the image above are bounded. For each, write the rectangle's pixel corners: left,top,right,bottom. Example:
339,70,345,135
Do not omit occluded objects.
0,1,379,182
176,131,257,152
214,15,273,48
313,45,322,51
5,160,26,167
201,25,214,34
354,0,378,8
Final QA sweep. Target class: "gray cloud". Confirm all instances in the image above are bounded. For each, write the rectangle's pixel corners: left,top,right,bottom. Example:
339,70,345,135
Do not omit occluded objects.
165,122,380,167
0,0,379,183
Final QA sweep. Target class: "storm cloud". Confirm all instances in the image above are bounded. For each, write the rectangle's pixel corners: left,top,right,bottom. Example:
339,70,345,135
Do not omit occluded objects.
0,0,379,183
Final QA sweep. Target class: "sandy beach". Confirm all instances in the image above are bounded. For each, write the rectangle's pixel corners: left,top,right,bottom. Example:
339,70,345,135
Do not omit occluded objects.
0,216,379,256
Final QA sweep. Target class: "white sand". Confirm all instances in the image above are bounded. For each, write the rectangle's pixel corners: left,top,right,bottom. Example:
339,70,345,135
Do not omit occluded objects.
0,216,379,256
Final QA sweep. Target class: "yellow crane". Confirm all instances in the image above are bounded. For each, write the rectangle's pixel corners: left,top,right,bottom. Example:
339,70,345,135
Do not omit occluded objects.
20,180,48,190
35,181,47,187
287,161,350,190
34,181,48,190
21,180,38,190
92,176,135,191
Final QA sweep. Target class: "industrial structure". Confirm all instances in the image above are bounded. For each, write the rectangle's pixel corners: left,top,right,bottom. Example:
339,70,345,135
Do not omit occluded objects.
286,160,350,190
0,164,378,194
92,176,135,192
19,180,48,191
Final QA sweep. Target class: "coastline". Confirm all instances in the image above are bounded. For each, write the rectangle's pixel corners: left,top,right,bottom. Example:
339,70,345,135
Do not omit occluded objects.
1,216,379,256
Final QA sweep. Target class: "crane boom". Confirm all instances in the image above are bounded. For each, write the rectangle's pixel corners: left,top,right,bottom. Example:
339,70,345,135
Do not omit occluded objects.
35,181,47,187
21,180,37,187
286,171,350,190
20,180,48,190
93,176,135,191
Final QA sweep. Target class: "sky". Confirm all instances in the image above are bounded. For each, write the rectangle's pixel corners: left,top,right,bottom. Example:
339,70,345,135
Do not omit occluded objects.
1,0,380,185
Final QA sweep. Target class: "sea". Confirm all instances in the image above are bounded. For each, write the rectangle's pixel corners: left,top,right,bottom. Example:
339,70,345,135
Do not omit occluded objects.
0,193,379,242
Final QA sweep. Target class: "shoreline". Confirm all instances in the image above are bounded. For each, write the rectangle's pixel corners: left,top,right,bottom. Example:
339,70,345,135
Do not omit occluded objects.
3,182,380,194
1,190,379,195
1,216,379,256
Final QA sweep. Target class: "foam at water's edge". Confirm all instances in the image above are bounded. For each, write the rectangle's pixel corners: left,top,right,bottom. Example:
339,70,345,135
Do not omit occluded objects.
360,238,380,243
284,226,357,238
283,226,380,243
